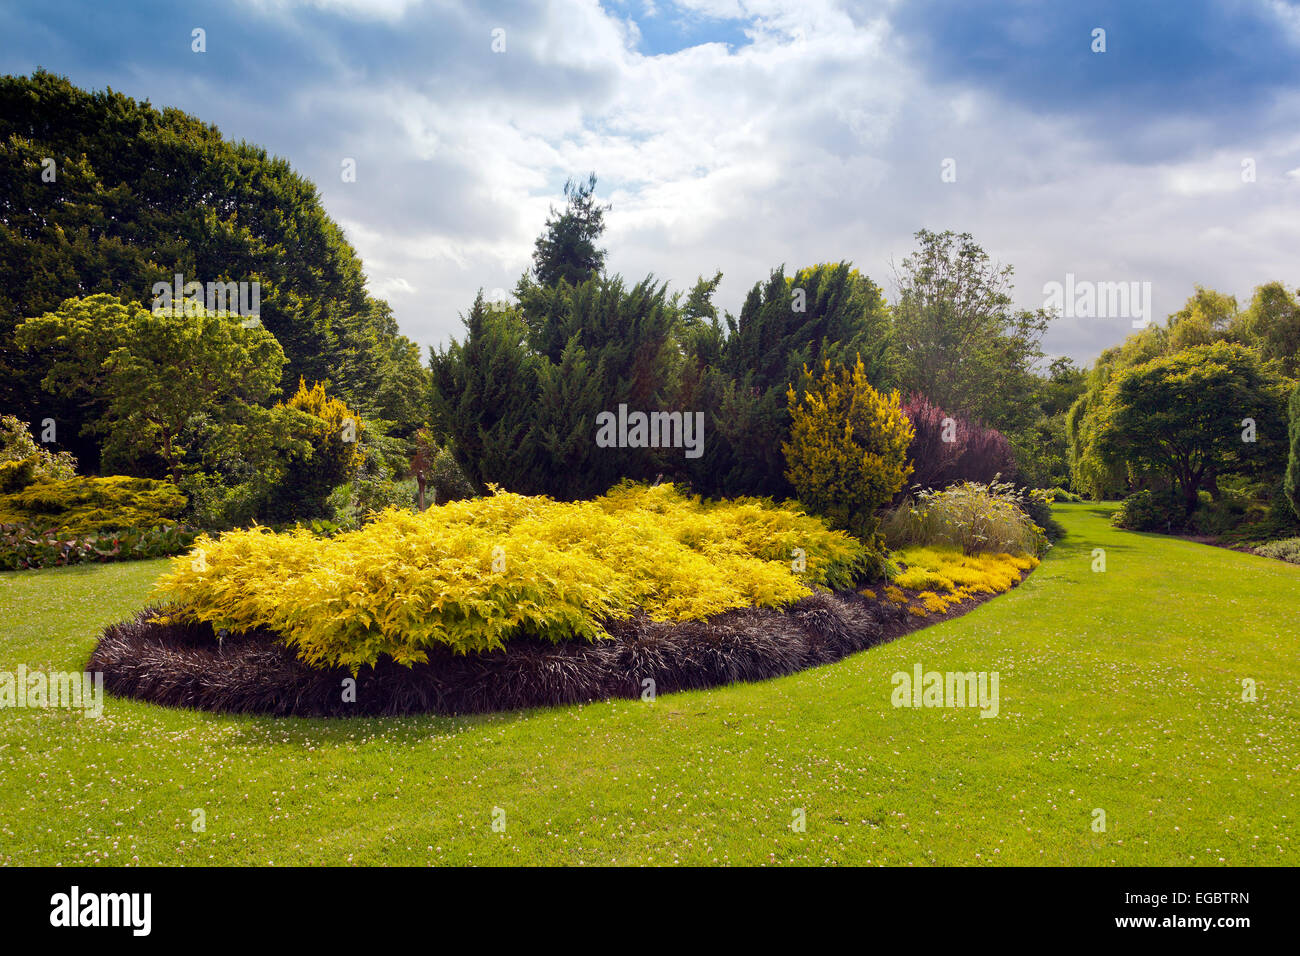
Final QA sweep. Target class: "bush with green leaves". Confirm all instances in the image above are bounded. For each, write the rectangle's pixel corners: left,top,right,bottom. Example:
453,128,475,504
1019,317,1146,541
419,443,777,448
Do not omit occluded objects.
1252,537,1300,564
177,471,265,531
882,479,1048,556
328,476,417,529
1191,493,1257,537
1111,488,1186,532
0,414,77,492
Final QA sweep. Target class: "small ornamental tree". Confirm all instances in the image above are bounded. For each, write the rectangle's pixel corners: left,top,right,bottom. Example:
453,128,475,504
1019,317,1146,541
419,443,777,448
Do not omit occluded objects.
17,295,285,481
263,380,365,522
900,393,1017,492
1094,342,1290,518
784,356,914,540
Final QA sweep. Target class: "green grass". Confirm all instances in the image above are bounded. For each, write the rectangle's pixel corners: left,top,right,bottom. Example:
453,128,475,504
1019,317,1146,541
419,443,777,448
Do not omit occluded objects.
0,502,1295,866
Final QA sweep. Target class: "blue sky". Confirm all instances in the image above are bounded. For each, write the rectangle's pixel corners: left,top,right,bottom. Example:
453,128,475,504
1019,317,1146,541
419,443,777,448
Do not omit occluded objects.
3,0,1299,363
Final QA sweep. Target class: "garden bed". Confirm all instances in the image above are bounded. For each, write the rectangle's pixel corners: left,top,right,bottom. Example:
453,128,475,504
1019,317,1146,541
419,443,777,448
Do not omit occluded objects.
87,568,1033,717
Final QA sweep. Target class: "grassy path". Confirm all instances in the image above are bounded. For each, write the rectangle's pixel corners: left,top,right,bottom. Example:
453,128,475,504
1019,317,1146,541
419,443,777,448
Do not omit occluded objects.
0,503,1295,865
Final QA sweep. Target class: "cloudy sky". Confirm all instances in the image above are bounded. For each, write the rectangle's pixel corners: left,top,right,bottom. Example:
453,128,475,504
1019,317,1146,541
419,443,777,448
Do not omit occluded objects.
3,0,1300,364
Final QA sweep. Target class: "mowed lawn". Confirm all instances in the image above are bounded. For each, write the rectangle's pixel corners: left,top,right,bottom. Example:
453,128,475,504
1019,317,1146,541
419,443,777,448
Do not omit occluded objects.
0,503,1295,866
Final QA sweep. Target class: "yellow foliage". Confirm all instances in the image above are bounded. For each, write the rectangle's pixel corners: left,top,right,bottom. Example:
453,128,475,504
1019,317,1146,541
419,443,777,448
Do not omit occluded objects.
282,378,365,474
784,356,913,538
890,546,1038,613
155,482,871,671
883,585,908,604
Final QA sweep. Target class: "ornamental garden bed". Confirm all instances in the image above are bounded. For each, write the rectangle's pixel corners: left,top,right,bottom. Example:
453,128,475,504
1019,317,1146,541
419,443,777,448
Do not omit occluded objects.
89,571,1032,717
87,482,1040,717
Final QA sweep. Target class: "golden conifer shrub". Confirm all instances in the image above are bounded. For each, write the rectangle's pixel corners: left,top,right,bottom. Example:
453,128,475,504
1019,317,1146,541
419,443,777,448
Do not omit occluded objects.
783,356,914,540
154,482,873,672
283,378,365,476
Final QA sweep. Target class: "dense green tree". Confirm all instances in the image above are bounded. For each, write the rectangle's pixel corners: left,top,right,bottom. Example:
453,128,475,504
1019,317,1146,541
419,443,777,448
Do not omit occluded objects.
430,294,543,495
0,70,418,467
1230,282,1300,378
691,262,894,498
435,275,680,499
892,229,1049,436
528,172,609,289
1067,283,1300,497
1163,286,1238,352
16,294,284,481
1011,357,1087,489
1092,343,1290,516
1287,382,1300,518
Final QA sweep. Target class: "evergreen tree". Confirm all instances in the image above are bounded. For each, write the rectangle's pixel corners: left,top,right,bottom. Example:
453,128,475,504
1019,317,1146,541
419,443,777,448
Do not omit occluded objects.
1286,381,1300,518
430,294,543,494
697,262,893,498
529,172,609,289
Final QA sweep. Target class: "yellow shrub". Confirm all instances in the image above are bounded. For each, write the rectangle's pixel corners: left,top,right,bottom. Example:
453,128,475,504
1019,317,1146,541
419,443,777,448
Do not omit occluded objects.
156,482,872,671
784,356,913,539
890,546,1037,610
893,565,956,592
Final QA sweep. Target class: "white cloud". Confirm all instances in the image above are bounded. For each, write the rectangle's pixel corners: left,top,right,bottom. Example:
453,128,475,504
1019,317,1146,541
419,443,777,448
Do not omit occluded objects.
201,0,1300,362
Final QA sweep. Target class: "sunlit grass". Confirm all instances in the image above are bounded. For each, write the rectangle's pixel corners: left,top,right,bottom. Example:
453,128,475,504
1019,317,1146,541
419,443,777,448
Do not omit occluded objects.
0,503,1295,866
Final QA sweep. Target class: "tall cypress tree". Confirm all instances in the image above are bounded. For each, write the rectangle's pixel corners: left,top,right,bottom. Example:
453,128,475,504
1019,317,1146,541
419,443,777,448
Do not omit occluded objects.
529,173,609,289
1286,381,1300,518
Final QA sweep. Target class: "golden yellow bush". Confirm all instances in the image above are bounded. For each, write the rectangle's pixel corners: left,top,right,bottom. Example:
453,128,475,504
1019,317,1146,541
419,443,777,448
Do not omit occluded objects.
890,545,1038,613
156,482,871,670
784,356,913,540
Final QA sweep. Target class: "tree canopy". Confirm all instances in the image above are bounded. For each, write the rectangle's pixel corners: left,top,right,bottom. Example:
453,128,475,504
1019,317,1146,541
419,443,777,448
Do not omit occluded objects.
1091,342,1290,515
0,70,425,469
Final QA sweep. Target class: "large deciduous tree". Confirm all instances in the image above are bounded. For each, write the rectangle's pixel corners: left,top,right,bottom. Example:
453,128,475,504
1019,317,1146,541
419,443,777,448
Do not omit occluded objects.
891,229,1048,436
0,70,421,467
1093,342,1290,516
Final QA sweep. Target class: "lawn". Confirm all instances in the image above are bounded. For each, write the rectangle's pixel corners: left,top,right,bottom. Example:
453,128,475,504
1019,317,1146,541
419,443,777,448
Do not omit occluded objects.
0,502,1295,866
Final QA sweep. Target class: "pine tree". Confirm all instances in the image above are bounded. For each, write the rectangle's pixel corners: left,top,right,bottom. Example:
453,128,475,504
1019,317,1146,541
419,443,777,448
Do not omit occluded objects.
530,173,609,288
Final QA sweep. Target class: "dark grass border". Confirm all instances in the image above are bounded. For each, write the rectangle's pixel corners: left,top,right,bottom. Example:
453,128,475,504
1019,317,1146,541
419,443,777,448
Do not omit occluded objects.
88,573,1031,718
